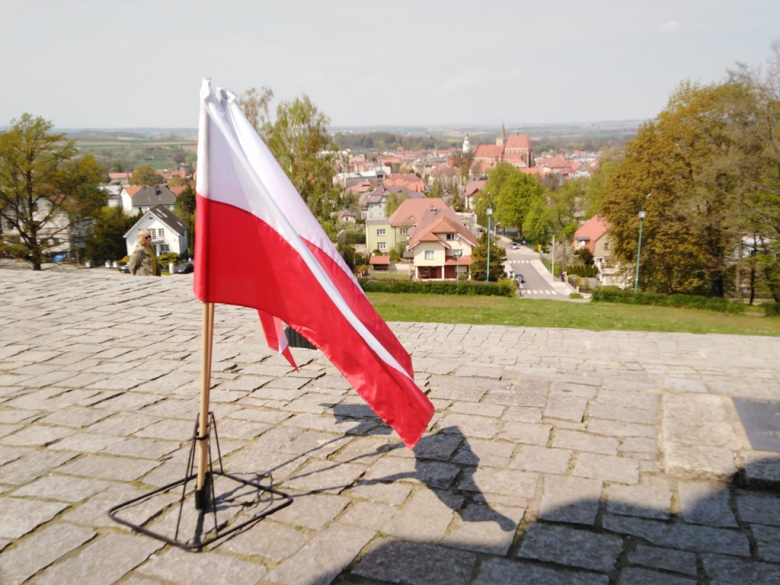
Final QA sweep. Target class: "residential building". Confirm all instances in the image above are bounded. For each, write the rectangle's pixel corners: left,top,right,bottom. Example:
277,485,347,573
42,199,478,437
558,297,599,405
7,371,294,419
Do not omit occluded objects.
366,197,449,257
337,209,356,223
408,205,477,280
124,205,188,258
573,215,612,265
108,171,130,185
464,179,487,210
99,185,123,208
120,185,177,215
384,173,426,193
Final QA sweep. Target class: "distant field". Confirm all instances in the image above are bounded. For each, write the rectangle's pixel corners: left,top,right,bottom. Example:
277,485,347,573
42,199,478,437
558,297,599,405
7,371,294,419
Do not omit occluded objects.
367,293,780,337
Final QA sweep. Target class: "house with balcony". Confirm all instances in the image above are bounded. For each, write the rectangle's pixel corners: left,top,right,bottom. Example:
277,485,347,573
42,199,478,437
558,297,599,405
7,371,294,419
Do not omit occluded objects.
407,205,477,280
124,205,188,258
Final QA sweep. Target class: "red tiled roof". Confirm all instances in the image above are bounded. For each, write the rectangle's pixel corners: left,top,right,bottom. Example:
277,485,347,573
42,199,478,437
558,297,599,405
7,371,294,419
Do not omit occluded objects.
408,207,477,249
505,134,530,149
474,144,504,159
369,255,390,265
123,186,144,198
389,197,449,227
573,215,611,254
465,180,486,198
444,255,473,266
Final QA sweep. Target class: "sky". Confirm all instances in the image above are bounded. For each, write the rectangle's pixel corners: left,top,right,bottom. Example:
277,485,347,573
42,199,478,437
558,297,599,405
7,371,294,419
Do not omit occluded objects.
1,0,778,130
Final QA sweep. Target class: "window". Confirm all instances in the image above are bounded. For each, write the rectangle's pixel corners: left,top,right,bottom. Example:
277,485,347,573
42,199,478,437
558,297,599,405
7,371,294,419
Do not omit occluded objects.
400,228,408,235
377,229,386,236
378,242,386,250
159,244,170,253
445,233,455,240
453,249,463,258
603,242,610,250
148,228,156,239
158,228,165,239
424,250,435,260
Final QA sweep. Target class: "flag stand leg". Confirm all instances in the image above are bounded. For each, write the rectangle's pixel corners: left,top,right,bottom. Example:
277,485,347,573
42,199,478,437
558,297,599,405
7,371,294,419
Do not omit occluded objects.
106,302,293,551
195,302,214,511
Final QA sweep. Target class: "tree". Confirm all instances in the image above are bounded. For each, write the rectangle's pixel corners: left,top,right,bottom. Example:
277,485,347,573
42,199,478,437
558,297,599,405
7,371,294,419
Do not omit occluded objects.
260,95,340,224
84,206,140,264
172,153,185,165
130,166,164,186
428,179,443,199
470,231,506,282
601,81,740,295
167,176,183,187
0,114,104,270
174,185,196,257
237,87,274,138
473,163,545,234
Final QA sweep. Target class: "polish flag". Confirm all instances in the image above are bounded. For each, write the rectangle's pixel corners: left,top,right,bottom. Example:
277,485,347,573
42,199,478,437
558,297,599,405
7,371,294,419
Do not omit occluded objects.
193,80,433,447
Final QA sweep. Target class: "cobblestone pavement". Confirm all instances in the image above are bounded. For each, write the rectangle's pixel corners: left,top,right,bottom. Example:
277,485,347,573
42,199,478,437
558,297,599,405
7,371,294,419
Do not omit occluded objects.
1,270,780,584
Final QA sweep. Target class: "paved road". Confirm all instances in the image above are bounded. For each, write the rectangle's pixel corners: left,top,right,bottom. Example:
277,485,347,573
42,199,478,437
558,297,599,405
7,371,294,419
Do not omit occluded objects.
499,241,560,297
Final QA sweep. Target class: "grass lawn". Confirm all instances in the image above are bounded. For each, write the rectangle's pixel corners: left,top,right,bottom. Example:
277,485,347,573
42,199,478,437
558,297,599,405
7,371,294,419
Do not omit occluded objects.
366,293,780,337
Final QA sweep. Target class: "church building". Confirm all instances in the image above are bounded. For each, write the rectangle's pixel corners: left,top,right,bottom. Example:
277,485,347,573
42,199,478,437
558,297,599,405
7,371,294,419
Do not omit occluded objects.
473,124,535,171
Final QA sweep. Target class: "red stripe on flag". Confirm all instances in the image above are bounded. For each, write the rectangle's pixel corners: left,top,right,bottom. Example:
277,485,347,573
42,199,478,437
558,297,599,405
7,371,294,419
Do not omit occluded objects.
194,194,433,447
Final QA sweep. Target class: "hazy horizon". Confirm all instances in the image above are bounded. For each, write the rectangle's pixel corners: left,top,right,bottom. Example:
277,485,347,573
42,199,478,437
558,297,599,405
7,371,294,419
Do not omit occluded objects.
2,0,778,129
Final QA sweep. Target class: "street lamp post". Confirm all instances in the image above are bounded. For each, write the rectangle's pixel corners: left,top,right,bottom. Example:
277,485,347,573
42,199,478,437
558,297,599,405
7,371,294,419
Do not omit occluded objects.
486,206,493,283
634,193,651,293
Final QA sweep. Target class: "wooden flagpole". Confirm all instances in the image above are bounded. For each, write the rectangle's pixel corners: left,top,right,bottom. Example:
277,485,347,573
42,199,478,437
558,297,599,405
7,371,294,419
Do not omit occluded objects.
195,301,215,510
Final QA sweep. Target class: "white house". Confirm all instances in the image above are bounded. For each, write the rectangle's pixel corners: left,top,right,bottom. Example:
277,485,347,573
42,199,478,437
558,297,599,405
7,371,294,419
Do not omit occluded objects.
120,185,177,215
124,205,188,258
99,185,122,208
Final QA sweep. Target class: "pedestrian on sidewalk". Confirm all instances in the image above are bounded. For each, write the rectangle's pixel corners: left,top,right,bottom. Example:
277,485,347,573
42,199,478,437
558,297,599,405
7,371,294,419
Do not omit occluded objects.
128,230,161,277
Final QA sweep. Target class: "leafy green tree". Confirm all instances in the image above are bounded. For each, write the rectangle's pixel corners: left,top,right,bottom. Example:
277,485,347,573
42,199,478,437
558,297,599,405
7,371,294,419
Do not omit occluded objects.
0,115,105,269
84,206,140,264
473,163,545,234
237,87,275,139
470,231,506,282
130,166,164,186
174,185,196,256
427,179,443,199
602,80,738,295
262,95,340,223
522,197,551,245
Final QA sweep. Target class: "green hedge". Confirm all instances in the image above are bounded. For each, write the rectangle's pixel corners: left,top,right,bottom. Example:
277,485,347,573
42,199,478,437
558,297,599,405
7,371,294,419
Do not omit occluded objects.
591,287,745,314
345,232,366,245
359,278,514,297
567,264,599,278
763,303,780,317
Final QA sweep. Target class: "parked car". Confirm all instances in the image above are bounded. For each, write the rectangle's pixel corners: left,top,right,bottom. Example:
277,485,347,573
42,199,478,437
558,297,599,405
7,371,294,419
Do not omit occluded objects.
118,264,130,274
511,243,519,250
515,274,525,284
175,262,194,274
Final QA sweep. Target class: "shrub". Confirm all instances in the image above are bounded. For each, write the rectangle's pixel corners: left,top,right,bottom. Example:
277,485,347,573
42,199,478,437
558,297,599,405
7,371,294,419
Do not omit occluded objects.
570,292,584,299
345,232,366,245
567,264,599,278
592,287,745,314
763,303,780,317
158,252,179,266
359,279,513,297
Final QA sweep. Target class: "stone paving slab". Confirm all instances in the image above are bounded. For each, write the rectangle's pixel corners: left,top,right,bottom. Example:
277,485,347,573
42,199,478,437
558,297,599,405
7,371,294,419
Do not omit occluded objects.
1,270,780,584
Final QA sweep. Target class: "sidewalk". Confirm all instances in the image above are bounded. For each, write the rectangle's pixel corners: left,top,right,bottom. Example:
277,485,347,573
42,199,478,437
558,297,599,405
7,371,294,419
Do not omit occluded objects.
0,270,779,584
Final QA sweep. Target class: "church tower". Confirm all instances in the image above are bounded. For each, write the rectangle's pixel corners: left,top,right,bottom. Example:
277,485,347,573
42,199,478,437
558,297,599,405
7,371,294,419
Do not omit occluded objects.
462,133,471,153
496,123,506,146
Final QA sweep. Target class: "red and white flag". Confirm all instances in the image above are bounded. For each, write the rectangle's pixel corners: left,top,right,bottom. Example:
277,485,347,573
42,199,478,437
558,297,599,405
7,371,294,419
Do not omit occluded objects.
193,80,433,447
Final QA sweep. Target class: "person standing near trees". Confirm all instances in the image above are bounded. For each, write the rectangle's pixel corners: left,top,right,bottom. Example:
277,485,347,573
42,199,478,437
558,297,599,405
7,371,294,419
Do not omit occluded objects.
128,230,160,276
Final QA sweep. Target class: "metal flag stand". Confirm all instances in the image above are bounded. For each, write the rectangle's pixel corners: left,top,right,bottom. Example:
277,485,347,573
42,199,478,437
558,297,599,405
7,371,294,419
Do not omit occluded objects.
107,303,293,551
